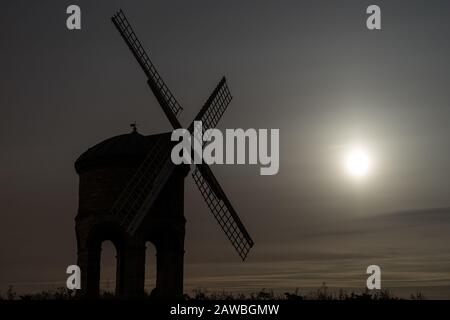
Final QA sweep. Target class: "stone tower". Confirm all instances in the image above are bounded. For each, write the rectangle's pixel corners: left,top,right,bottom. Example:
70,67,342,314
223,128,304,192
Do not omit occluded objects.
74,129,187,298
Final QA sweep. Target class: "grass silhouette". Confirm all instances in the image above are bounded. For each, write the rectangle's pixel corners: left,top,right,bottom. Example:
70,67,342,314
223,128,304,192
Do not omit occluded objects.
1,283,425,300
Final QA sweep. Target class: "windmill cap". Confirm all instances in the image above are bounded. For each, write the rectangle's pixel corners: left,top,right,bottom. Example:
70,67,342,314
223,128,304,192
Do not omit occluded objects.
75,131,172,174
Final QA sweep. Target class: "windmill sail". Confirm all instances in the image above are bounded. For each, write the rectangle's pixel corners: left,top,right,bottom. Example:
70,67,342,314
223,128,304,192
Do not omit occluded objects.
193,164,254,260
112,9,182,128
188,77,232,133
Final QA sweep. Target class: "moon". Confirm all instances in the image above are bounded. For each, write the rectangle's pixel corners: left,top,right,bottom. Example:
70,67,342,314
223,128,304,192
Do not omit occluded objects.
344,147,371,178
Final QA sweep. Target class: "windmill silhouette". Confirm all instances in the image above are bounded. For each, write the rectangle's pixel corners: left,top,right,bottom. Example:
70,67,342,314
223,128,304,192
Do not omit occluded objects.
74,9,254,298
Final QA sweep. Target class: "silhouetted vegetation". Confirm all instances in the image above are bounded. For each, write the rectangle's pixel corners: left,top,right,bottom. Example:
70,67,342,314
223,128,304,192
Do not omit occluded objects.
184,283,415,301
1,283,425,300
0,286,76,300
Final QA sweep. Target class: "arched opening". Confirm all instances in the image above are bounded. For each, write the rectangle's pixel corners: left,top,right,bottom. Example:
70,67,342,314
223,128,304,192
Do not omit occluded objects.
145,241,157,296
99,240,119,297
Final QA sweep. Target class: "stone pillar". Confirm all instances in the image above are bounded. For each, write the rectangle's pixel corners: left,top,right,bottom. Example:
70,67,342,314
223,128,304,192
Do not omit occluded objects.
117,243,146,297
153,225,185,299
77,245,101,298
155,248,184,298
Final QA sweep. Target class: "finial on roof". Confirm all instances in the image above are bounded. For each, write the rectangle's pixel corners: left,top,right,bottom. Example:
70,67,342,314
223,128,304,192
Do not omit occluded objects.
130,122,138,133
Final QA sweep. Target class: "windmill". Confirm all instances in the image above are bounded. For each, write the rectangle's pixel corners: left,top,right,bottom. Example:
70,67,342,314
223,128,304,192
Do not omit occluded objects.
74,9,254,298
110,9,254,267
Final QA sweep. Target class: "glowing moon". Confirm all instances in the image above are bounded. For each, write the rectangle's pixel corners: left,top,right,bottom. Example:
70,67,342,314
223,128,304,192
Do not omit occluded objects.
344,148,371,178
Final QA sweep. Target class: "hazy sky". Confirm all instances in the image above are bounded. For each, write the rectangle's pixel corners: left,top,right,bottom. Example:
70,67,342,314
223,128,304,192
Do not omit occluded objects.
1,0,450,298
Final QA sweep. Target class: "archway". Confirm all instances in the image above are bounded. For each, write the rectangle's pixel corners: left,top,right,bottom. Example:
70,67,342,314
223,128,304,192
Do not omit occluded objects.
145,241,157,296
99,240,119,296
